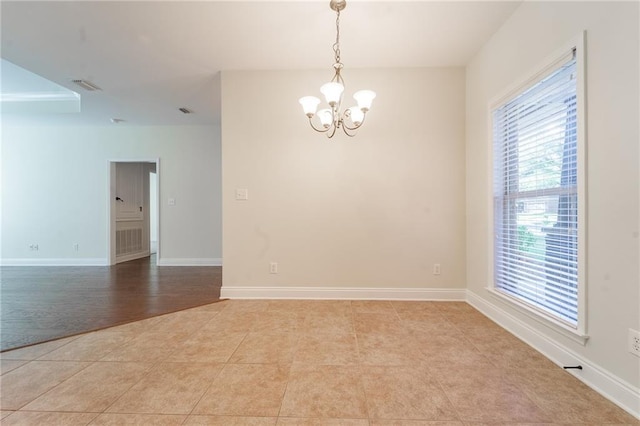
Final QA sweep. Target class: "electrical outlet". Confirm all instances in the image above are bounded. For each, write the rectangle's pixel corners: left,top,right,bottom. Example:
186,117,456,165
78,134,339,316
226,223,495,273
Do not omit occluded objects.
433,263,441,275
270,262,278,274
73,243,79,252
29,244,39,251
629,329,640,357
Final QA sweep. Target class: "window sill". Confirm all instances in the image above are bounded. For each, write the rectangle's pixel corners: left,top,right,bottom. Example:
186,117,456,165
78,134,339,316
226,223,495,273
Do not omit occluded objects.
485,287,589,346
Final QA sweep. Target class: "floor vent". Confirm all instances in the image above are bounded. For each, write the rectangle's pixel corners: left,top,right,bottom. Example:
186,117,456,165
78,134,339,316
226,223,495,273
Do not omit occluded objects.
116,227,143,256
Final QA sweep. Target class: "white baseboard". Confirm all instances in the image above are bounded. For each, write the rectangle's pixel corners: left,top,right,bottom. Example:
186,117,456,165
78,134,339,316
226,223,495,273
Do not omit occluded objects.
157,258,222,266
0,258,108,266
220,286,466,301
1,257,223,267
466,290,640,420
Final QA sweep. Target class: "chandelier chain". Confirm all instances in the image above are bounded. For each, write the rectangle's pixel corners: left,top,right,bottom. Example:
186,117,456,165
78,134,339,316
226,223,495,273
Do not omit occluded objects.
333,9,341,65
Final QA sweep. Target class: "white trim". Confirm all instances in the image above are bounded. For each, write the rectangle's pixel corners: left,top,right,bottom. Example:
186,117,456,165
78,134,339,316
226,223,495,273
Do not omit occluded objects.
154,160,162,263
157,257,222,266
485,286,589,346
108,161,116,265
574,30,588,333
0,258,108,266
220,286,466,301
467,289,640,420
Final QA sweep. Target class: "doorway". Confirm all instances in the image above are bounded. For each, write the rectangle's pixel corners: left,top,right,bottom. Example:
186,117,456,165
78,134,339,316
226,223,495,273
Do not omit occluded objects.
108,160,159,265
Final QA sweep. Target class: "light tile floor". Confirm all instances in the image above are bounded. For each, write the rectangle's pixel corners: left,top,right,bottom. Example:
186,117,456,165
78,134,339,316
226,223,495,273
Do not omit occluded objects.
1,300,638,425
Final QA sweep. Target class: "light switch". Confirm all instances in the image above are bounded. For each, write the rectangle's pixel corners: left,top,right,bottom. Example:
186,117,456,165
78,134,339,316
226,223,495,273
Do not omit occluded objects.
236,188,248,201
168,198,176,206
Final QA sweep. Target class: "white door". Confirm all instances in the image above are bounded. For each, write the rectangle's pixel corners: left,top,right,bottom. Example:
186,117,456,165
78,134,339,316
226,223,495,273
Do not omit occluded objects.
116,163,144,221
115,162,149,263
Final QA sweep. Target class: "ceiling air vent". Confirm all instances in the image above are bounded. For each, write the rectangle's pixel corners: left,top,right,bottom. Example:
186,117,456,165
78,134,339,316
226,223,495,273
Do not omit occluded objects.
178,107,193,114
71,79,102,91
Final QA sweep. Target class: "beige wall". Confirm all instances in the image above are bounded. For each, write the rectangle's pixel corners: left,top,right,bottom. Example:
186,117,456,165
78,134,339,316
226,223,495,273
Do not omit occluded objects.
221,68,466,293
1,124,222,265
466,0,639,391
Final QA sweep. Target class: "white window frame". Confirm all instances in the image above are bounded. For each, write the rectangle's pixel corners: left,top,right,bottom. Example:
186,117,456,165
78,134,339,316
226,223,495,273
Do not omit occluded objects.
487,32,588,344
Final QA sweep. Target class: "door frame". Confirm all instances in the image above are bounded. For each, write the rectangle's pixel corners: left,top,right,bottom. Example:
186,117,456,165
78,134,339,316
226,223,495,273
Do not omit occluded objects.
107,158,160,265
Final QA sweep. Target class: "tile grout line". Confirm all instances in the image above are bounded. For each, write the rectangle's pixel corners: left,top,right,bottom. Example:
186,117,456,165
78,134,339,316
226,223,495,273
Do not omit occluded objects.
352,300,376,424
84,359,158,417
8,359,94,412
182,302,237,421
96,311,201,417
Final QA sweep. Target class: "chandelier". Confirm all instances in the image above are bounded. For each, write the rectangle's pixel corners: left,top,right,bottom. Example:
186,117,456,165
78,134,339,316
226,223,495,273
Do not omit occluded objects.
299,0,376,138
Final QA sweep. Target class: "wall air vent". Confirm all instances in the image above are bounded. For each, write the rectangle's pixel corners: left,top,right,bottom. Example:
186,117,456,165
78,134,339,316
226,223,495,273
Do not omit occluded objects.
178,107,193,114
71,79,102,91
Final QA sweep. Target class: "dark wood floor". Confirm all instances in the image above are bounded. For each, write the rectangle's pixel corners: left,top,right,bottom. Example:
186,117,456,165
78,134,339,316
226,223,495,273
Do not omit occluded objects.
0,255,221,351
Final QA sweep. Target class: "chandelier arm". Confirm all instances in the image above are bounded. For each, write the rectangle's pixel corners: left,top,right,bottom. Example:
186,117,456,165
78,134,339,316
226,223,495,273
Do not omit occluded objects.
342,113,367,131
327,124,338,138
342,122,362,132
341,124,357,137
308,117,330,133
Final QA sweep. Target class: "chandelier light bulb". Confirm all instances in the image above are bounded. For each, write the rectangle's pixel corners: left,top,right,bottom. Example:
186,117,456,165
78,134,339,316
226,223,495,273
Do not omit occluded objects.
348,106,364,126
320,82,344,107
317,109,333,128
299,96,321,117
353,90,376,112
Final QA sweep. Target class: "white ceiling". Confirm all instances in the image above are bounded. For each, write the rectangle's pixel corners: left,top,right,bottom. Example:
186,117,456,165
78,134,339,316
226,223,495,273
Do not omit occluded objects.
0,1,521,126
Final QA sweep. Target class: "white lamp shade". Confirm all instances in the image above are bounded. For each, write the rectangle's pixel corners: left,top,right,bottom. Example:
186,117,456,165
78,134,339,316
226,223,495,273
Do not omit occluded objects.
320,82,344,106
317,109,333,128
348,107,364,126
353,90,376,112
299,96,321,116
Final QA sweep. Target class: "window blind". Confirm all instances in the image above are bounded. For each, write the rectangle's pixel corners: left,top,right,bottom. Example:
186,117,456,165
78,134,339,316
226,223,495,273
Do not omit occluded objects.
493,49,579,326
